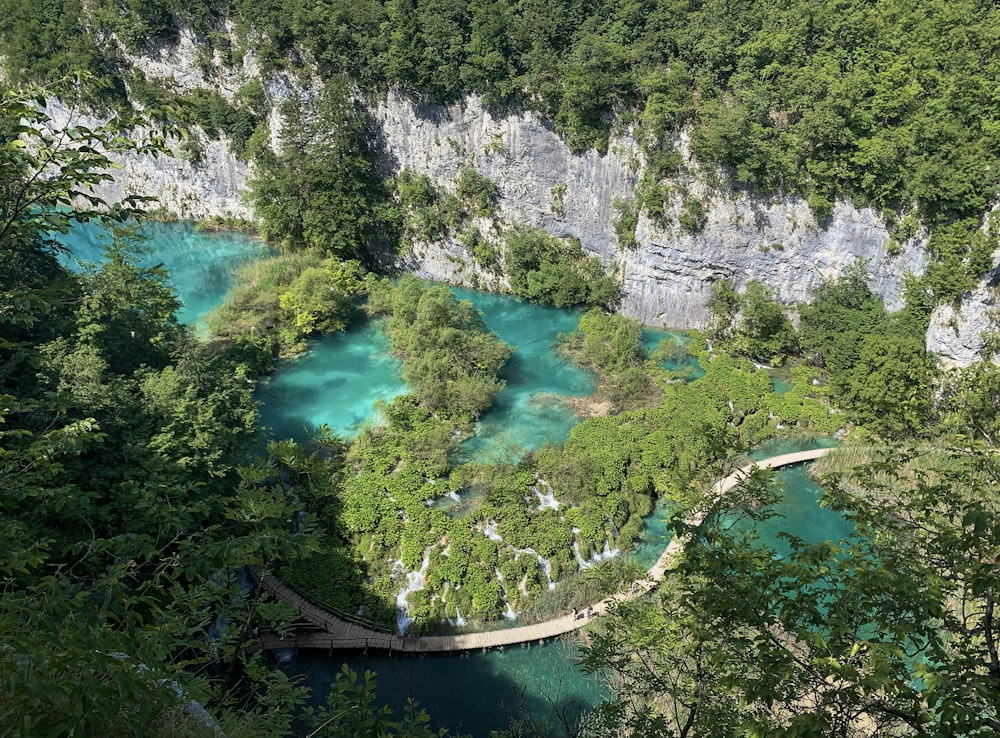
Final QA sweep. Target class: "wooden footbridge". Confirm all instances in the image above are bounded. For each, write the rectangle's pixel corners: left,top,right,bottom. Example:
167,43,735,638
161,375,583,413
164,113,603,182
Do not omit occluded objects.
254,447,833,653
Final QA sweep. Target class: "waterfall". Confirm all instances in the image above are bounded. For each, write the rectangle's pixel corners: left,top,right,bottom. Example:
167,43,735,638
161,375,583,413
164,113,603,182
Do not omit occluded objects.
573,533,621,569
394,554,431,635
482,520,504,542
529,481,560,511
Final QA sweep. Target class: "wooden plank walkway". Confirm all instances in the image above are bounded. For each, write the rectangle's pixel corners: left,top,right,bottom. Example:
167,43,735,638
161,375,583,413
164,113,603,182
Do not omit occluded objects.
256,447,833,653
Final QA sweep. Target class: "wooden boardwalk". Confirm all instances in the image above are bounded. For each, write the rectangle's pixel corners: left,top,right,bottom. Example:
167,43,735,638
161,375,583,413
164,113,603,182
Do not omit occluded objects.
256,447,833,653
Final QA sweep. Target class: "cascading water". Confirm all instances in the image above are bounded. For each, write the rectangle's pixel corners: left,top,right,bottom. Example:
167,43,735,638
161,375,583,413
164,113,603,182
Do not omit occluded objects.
530,482,560,511
482,520,504,542
394,554,431,634
573,531,622,569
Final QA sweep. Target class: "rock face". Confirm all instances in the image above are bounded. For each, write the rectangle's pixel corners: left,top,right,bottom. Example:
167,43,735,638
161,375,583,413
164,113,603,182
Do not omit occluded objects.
51,38,1000,362
623,196,925,328
374,92,926,329
101,133,251,221
926,279,998,368
373,90,636,290
46,99,252,222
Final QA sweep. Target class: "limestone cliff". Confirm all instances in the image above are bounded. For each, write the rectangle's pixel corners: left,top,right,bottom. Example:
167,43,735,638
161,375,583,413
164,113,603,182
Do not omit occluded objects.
55,38,1000,364
47,98,251,221
926,274,998,368
374,92,926,329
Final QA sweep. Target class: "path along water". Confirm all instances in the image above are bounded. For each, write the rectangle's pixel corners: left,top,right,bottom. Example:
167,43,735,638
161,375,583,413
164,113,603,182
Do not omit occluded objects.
278,448,847,737
58,223,848,734
255,448,834,653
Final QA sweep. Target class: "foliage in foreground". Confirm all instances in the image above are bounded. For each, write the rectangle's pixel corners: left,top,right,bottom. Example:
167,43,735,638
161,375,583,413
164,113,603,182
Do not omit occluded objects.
0,83,335,738
583,362,1000,737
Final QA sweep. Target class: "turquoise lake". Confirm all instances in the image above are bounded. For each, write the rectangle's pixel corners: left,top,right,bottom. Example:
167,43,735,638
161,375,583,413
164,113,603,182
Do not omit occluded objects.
257,285,595,456
57,219,273,329
255,319,410,442
61,222,850,737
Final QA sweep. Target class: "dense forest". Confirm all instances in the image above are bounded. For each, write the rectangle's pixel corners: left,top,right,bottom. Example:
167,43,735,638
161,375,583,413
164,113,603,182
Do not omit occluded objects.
2,0,1000,736
2,0,999,300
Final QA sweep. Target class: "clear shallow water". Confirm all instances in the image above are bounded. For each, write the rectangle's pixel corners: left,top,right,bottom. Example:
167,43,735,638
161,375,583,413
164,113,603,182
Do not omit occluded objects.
753,463,854,552
255,319,409,442
257,287,596,449
641,326,704,378
57,220,273,329
451,288,595,461
629,497,673,570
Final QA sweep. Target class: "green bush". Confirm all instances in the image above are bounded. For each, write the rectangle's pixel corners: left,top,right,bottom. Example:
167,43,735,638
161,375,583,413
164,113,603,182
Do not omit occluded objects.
504,225,620,308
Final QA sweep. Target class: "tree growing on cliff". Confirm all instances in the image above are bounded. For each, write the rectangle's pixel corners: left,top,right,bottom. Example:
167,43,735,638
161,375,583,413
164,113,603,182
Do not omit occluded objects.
248,76,398,262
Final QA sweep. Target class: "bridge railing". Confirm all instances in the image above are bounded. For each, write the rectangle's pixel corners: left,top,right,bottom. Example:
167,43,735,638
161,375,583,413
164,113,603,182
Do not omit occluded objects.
247,566,396,634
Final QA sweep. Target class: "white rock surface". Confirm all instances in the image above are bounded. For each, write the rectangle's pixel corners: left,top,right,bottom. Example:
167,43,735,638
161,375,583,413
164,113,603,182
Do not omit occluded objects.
46,99,252,221
373,91,926,329
927,282,998,368
622,196,926,328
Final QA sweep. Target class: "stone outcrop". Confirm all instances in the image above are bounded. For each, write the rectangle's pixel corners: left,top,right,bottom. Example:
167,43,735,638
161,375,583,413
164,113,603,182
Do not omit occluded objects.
623,196,925,328
926,279,998,368
46,99,251,222
374,92,926,329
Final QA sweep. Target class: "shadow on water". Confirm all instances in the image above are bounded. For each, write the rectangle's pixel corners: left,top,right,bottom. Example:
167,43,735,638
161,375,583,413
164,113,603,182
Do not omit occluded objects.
282,636,606,738
256,320,407,443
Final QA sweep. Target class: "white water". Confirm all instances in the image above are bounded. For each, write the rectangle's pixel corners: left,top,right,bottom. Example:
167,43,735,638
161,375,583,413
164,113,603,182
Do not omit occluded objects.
572,529,621,569
508,545,557,590
529,481,560,511
394,554,431,634
482,520,504,542
447,604,468,627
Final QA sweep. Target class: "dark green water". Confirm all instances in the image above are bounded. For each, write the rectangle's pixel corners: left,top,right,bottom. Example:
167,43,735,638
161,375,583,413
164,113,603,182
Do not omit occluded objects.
284,637,604,737
57,220,273,329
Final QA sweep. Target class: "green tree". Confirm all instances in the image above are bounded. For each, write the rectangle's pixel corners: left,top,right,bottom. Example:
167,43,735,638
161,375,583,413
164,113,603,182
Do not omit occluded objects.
705,278,740,340
247,76,396,261
504,225,619,308
278,259,363,339
585,434,1000,736
74,225,181,374
732,280,797,364
844,329,935,437
369,276,513,419
0,84,318,737
797,260,886,391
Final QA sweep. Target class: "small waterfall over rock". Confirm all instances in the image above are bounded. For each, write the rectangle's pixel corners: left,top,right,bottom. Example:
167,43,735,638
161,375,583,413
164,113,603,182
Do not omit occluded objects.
394,554,431,634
